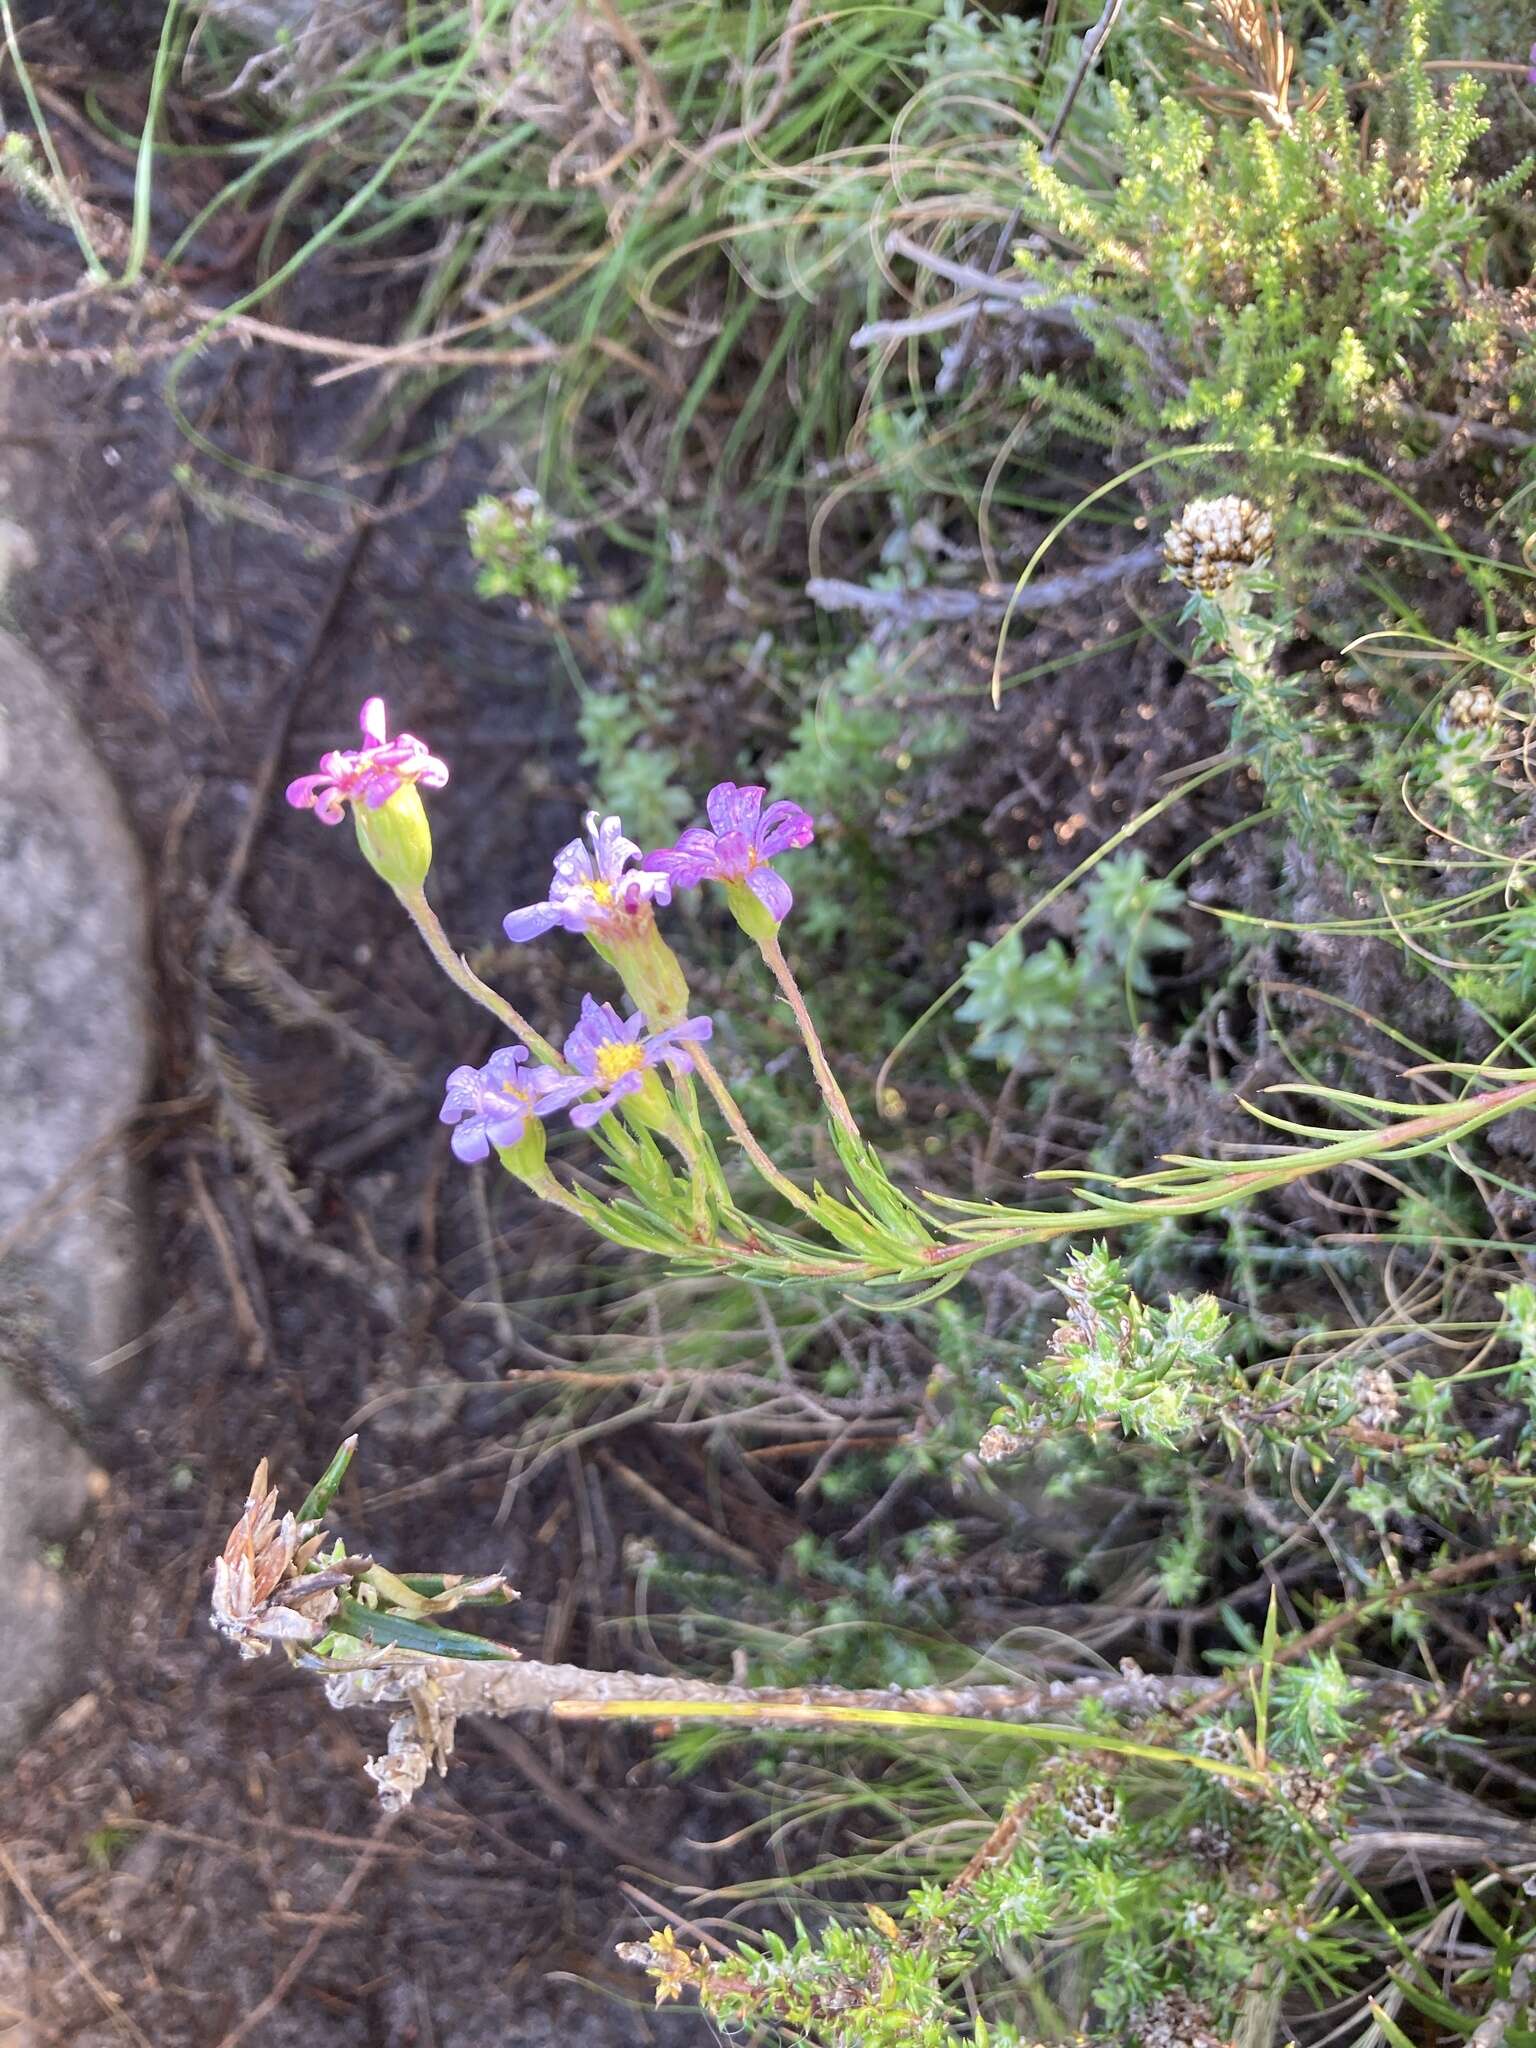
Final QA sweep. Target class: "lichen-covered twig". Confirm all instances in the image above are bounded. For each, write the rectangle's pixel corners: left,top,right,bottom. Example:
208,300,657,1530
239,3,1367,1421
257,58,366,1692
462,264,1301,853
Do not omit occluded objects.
807,542,1163,626
318,1654,1224,1811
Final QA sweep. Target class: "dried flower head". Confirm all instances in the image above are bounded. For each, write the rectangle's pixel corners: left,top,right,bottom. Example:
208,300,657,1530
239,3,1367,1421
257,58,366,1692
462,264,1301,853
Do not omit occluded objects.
1164,496,1275,594
1059,1778,1122,1843
1185,1821,1234,1865
1352,1364,1400,1431
1195,1720,1244,1763
1277,1767,1337,1831
1134,1988,1232,2048
210,1459,349,1659
977,1421,1033,1463
1446,683,1499,730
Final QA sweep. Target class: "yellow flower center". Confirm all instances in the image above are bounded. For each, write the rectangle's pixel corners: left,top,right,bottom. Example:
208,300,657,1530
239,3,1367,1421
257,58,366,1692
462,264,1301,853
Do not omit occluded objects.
587,880,615,907
594,1042,648,1084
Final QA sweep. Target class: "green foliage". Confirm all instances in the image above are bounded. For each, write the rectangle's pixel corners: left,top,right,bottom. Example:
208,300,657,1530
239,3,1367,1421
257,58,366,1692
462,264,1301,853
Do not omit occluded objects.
465,491,580,610
1013,0,1528,461
574,680,692,852
955,935,1080,1069
986,1243,1233,1450
956,854,1188,1068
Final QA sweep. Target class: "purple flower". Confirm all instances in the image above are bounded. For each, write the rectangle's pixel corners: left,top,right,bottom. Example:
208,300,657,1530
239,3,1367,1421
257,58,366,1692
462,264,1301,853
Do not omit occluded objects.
1529,40,1536,86
286,697,448,826
504,813,672,943
560,994,712,1129
644,782,814,923
439,1045,587,1164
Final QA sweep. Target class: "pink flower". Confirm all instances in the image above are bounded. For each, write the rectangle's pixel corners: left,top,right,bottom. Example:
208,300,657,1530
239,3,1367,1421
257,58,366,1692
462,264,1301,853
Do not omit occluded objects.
644,783,814,924
286,698,448,826
504,813,671,942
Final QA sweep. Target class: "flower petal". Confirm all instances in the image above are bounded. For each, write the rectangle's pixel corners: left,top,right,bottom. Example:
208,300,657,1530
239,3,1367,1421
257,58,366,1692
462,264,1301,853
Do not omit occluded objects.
590,812,642,880
285,774,338,816
482,1103,530,1149
757,800,815,857
484,1045,532,1087
642,846,713,889
747,866,793,922
705,782,764,839
450,1120,491,1164
359,697,389,746
504,902,563,943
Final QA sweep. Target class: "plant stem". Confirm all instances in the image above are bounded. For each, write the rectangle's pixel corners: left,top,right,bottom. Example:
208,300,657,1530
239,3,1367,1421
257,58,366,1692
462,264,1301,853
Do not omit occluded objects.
397,884,560,1064
691,1047,825,1221
756,929,862,1141
523,1169,594,1222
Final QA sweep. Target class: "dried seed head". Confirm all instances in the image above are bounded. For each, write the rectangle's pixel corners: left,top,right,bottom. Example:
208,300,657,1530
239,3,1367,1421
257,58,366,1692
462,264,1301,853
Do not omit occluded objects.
1195,1720,1244,1763
1277,1767,1336,1830
1353,1365,1400,1431
1185,1821,1234,1865
977,1421,1033,1464
1447,683,1499,730
1134,1989,1232,2048
1164,496,1275,594
1059,1778,1122,1843
210,1459,340,1659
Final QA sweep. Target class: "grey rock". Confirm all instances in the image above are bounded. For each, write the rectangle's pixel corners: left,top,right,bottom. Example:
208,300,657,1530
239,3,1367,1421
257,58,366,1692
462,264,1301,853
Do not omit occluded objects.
0,1380,97,1755
0,616,149,1756
0,626,151,1417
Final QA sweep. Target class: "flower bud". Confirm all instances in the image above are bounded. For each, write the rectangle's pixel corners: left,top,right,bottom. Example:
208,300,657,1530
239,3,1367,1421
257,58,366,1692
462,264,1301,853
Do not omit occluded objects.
354,784,434,892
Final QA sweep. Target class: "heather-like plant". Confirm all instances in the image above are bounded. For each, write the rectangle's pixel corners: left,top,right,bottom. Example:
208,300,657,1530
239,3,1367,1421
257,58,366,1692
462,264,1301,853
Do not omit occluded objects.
1012,0,1533,465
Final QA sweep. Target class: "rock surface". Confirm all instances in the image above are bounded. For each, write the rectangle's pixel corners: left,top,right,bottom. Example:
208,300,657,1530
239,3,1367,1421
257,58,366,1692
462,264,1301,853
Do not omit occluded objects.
0,620,149,1753
0,1381,97,1753
0,625,151,1413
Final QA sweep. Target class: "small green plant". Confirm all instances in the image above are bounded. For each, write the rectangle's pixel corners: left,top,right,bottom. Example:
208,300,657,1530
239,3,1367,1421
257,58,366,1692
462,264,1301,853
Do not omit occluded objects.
956,853,1187,1069
466,491,580,611
980,1242,1231,1452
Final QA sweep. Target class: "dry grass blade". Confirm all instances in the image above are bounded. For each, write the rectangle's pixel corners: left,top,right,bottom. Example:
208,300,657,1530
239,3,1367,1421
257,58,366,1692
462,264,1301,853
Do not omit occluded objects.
1162,0,1300,134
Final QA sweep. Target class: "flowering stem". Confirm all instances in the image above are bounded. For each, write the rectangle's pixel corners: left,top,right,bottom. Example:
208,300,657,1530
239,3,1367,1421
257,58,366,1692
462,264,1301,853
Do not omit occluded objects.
756,930,861,1141
690,1048,824,1222
397,885,561,1065
523,1168,595,1221
670,1071,736,1218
